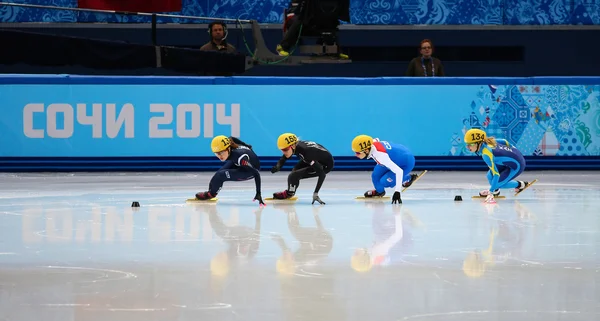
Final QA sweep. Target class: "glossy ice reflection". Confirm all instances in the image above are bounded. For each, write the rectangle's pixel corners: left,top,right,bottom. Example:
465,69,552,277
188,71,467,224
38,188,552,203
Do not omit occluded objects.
0,171,599,321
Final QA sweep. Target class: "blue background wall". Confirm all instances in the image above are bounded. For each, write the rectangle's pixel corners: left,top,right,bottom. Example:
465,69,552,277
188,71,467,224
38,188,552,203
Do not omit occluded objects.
1,0,600,25
1,75,600,171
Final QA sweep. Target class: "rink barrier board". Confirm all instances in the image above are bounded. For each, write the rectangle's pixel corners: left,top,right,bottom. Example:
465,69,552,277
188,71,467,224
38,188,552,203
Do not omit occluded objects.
1,74,600,171
1,156,599,172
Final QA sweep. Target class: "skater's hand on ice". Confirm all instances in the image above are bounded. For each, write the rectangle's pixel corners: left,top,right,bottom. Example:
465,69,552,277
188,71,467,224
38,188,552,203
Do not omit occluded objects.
254,192,266,207
392,191,402,204
312,193,326,205
270,165,280,173
485,194,496,204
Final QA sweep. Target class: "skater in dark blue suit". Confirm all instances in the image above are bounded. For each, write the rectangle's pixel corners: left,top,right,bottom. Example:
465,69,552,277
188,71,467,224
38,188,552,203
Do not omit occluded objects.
195,135,265,207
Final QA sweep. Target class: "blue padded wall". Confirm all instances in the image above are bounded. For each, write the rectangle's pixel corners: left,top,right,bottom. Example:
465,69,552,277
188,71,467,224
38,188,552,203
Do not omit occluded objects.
1,0,599,25
1,75,600,172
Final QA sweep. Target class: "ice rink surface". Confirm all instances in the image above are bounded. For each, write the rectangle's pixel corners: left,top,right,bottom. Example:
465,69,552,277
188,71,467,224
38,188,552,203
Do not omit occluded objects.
0,170,599,321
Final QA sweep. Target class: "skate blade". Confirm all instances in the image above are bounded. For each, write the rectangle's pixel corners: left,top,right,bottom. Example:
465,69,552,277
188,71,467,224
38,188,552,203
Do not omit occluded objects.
471,195,506,199
355,196,391,200
402,170,428,192
514,179,538,196
186,198,218,203
264,196,298,202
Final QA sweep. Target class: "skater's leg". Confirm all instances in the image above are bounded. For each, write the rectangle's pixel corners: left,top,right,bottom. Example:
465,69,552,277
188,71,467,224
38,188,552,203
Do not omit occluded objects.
288,161,333,193
401,155,416,183
371,164,390,193
379,171,396,190
274,161,333,199
273,162,306,199
480,162,524,197
286,161,310,195
480,170,502,197
197,168,254,199
364,165,390,197
486,170,494,185
495,163,524,190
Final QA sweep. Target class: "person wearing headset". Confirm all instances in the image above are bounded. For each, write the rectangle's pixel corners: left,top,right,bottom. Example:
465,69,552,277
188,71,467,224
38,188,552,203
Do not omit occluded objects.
200,21,237,53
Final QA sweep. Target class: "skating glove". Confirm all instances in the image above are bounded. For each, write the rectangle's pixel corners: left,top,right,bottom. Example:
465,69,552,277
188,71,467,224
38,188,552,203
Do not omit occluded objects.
392,191,402,204
270,165,280,173
485,194,496,204
312,193,325,205
253,192,266,207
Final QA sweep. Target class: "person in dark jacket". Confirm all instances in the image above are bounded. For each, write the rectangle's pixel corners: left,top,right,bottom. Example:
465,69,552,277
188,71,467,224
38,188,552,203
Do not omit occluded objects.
200,21,236,53
406,39,445,77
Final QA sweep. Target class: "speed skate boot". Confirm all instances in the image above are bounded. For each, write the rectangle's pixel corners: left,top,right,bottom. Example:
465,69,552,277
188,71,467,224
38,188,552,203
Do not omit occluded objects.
514,181,529,194
364,190,386,198
195,191,216,200
402,173,419,188
273,190,294,199
479,189,501,197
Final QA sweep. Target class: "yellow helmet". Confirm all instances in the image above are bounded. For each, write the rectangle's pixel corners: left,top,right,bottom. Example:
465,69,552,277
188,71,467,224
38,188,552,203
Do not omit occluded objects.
277,133,298,150
211,135,230,153
464,128,486,144
352,134,373,153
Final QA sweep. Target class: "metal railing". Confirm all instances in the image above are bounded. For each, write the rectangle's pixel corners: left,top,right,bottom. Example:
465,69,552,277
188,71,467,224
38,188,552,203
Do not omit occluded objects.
0,2,251,23
0,2,301,65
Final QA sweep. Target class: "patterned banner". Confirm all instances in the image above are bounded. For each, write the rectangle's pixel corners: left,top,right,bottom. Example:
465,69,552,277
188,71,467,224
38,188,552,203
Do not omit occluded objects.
1,0,600,24
449,84,600,157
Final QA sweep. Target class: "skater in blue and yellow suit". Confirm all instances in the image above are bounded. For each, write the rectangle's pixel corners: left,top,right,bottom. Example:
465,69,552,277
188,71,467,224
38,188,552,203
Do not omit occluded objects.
464,128,532,204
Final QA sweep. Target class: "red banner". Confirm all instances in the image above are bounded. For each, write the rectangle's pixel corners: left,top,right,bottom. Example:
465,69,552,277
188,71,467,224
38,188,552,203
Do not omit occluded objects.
78,0,182,12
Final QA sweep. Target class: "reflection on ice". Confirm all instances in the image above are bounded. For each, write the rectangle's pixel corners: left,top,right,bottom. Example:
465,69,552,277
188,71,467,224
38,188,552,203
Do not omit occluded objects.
0,171,599,321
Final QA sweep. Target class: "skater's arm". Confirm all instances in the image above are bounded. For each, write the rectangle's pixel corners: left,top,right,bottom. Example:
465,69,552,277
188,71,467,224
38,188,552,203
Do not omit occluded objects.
488,174,500,192
236,153,262,193
219,160,234,170
482,149,500,191
372,151,404,192
276,155,288,168
310,160,327,193
271,155,289,173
